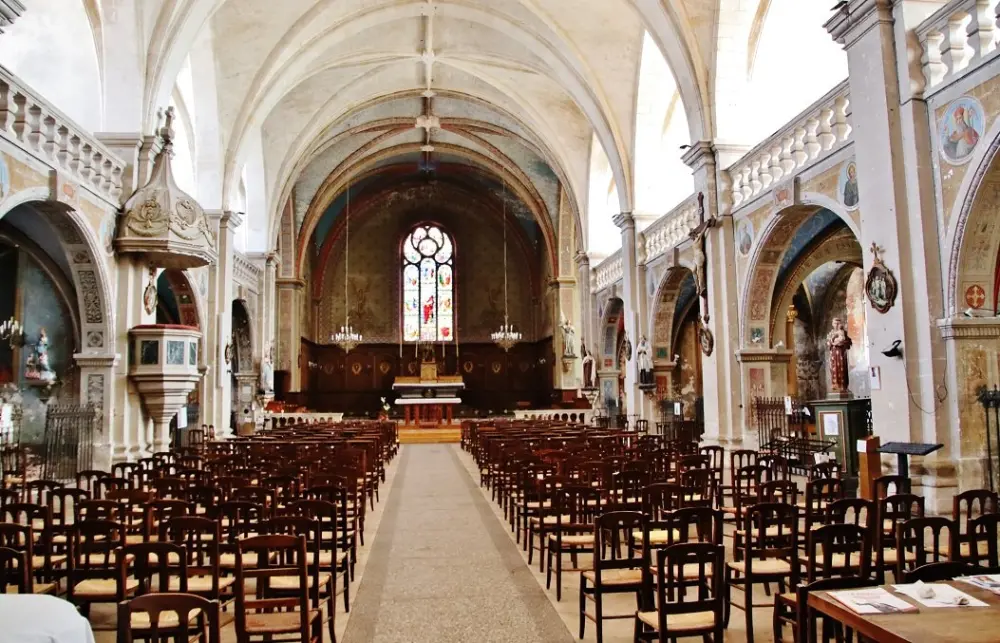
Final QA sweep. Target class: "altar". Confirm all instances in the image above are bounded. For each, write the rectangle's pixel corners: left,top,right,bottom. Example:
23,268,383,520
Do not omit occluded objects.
392,357,464,427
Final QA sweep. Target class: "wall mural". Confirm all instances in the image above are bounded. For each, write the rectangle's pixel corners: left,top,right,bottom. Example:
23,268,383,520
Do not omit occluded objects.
939,96,985,165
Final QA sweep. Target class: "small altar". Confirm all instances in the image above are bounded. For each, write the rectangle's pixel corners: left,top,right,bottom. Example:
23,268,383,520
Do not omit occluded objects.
392,357,464,426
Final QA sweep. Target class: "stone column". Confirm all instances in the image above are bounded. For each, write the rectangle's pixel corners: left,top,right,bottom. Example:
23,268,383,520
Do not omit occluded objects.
74,353,119,470
276,278,306,391
786,306,799,398
575,252,593,352
826,1,951,499
684,142,743,448
613,212,640,419
263,253,278,351
112,256,155,461
203,211,240,437
634,224,656,422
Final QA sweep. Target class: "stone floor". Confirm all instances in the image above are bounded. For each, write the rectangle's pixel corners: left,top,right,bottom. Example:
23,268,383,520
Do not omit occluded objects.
88,444,780,642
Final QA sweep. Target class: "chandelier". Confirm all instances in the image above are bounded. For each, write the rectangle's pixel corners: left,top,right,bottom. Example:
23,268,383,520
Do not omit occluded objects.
492,179,521,352
0,317,24,348
331,181,363,353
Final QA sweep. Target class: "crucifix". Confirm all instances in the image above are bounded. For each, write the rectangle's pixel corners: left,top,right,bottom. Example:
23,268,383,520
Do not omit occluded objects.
687,192,717,356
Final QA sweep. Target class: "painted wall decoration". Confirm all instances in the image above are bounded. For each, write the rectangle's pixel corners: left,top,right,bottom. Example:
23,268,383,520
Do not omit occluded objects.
939,96,985,165
737,219,754,256
838,161,859,211
966,284,987,310
0,153,10,201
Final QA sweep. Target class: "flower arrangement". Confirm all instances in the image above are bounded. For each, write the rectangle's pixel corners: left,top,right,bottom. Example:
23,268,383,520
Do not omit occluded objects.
379,396,391,420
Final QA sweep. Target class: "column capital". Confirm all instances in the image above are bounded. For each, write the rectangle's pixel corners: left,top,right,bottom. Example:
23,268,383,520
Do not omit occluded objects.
265,252,278,267
825,0,892,47
681,141,717,172
612,212,635,230
937,317,1000,341
574,251,591,267
206,209,244,229
73,352,121,369
276,277,307,290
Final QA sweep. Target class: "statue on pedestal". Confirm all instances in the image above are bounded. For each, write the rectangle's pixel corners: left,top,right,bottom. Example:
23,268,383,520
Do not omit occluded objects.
24,328,56,383
581,342,595,389
826,318,853,397
559,316,577,358
636,335,654,386
259,343,274,395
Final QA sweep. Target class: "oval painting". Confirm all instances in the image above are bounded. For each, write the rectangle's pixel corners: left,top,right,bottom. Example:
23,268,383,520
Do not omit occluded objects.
838,161,860,211
939,96,985,165
737,219,754,257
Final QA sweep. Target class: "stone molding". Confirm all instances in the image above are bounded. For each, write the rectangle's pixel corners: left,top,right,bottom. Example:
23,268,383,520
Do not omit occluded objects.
937,316,1000,340
275,277,307,290
612,211,634,230
574,251,591,267
681,140,716,172
73,352,120,369
825,0,891,47
735,349,793,364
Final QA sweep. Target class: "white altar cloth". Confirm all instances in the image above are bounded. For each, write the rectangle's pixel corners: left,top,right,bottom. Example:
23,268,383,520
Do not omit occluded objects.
0,595,96,643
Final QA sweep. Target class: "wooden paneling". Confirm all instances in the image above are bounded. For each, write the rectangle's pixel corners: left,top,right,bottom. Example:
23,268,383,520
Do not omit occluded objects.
285,338,555,414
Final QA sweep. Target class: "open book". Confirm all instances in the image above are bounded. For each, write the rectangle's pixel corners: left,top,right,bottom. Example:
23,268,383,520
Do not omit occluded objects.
956,574,1000,595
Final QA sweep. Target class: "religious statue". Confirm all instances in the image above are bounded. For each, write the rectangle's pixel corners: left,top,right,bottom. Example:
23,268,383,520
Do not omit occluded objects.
636,335,653,385
581,342,595,388
826,318,853,397
559,316,577,358
25,328,56,383
259,343,274,395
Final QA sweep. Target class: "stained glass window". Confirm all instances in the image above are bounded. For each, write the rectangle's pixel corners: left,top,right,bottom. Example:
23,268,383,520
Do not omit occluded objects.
402,224,454,342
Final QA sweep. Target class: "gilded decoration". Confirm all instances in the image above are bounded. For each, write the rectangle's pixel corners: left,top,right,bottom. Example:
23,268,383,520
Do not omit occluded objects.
117,107,216,269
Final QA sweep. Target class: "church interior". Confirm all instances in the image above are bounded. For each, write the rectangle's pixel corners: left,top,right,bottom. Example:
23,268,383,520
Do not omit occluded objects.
3,0,1000,641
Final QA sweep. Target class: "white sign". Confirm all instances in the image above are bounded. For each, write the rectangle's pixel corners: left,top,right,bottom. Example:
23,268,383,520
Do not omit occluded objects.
822,413,840,436
0,404,11,436
784,396,793,415
857,439,869,453
176,406,187,429
869,366,882,391
673,402,682,416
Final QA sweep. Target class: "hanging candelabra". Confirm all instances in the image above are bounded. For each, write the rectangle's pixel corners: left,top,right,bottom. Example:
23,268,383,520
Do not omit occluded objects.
331,180,363,353
491,179,521,352
0,318,24,349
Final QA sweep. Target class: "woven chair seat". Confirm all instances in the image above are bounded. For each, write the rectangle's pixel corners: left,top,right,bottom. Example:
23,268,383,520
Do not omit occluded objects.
636,609,716,632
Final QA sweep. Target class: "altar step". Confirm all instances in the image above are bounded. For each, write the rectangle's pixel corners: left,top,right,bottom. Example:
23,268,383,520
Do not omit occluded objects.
399,426,461,444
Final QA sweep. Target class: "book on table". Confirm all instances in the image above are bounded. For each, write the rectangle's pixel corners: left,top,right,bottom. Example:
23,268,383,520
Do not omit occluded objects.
827,588,919,615
956,574,1000,595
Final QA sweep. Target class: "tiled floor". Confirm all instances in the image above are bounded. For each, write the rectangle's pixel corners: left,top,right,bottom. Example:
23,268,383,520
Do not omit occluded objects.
85,444,782,642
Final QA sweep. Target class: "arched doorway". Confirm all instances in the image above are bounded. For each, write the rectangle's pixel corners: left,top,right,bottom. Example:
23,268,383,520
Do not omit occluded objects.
0,197,114,460
741,205,865,405
597,297,624,419
649,266,703,421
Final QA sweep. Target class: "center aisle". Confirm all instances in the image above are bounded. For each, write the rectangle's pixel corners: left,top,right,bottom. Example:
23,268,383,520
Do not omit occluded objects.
343,444,575,643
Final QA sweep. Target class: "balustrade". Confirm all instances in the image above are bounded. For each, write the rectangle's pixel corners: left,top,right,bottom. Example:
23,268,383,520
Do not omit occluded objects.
593,250,623,292
642,194,700,263
0,66,125,203
916,0,1000,95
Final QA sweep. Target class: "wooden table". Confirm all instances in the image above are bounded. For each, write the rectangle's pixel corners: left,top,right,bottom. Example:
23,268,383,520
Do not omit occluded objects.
808,581,1000,643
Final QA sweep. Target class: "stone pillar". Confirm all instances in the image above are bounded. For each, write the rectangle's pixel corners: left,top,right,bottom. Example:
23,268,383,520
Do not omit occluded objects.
75,353,119,470
826,1,951,499
112,256,155,461
684,141,743,448
613,212,640,419
203,211,240,437
552,277,579,393
263,253,278,352
276,278,306,391
786,306,799,398
575,252,593,352
634,224,656,422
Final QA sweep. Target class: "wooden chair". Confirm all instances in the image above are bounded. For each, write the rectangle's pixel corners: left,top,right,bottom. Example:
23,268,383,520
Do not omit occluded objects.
287,498,352,611
66,519,138,616
726,502,799,642
0,546,32,594
2,502,66,584
163,516,234,601
266,516,335,641
0,524,56,594
795,576,875,643
117,592,221,643
777,524,870,642
232,535,322,643
948,489,999,562
580,511,647,643
873,494,923,583
872,474,910,499
635,543,726,642
546,485,602,601
963,513,1000,568
896,516,956,580
800,477,845,540
124,541,188,596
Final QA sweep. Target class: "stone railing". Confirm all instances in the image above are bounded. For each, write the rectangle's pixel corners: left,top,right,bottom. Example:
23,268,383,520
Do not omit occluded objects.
725,80,851,212
915,0,1000,96
0,65,125,203
233,250,263,291
642,194,700,264
593,249,623,292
